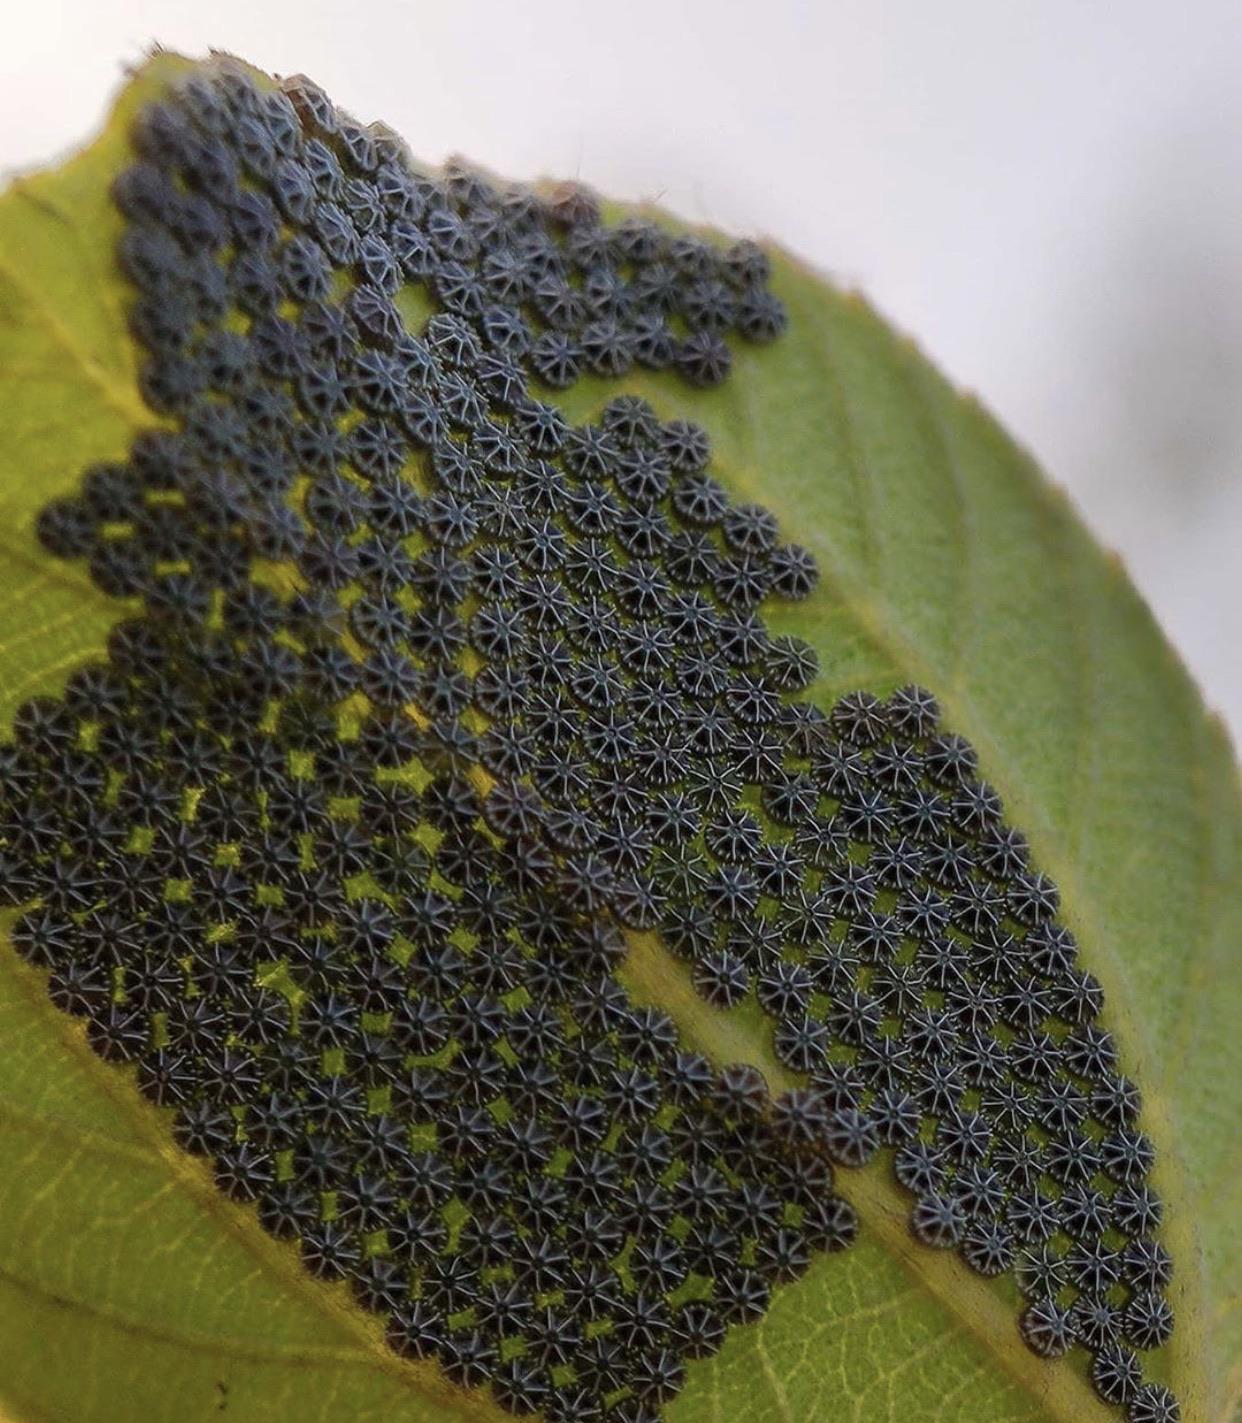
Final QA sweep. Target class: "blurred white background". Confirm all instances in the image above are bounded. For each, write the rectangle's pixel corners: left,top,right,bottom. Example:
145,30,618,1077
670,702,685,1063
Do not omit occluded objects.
3,0,1240,743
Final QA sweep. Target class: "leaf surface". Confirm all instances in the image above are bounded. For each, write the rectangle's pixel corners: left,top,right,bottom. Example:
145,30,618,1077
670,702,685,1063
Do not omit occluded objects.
0,55,1237,1423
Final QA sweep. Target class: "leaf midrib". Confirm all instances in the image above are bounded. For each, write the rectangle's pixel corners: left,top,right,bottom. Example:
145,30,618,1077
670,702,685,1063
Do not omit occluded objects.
621,935,1114,1423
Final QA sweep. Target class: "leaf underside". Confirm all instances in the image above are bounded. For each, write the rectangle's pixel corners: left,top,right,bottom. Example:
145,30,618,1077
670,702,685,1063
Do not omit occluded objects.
0,52,1237,1423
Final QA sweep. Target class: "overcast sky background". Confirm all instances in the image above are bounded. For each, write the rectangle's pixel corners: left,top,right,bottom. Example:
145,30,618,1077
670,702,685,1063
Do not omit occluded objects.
3,0,1240,745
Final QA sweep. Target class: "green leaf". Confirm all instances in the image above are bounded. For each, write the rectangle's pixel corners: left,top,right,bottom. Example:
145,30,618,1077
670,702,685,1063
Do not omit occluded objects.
0,53,1237,1423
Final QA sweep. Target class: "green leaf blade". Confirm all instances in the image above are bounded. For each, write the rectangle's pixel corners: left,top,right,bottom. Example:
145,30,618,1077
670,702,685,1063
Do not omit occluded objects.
0,53,1236,1423
0,945,509,1423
